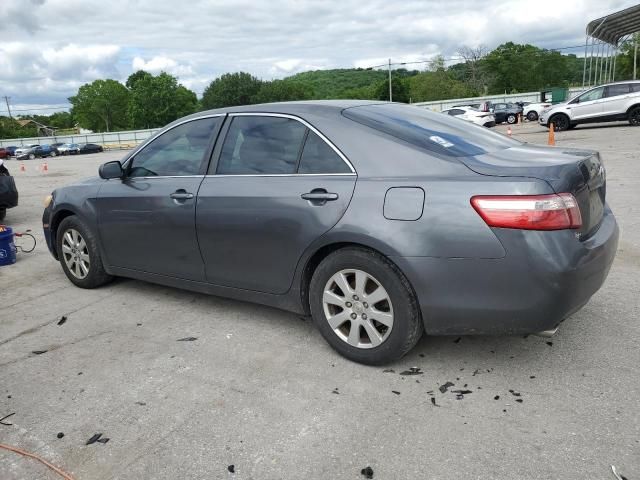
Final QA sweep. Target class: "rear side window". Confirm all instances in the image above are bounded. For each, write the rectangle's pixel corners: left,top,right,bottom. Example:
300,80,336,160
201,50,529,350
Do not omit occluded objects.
631,83,640,93
298,131,351,174
342,104,519,158
217,116,306,174
129,116,220,177
605,84,630,97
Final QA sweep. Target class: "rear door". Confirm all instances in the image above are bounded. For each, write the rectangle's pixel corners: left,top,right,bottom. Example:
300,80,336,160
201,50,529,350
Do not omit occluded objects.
569,86,604,120
602,83,630,117
97,115,223,280
196,113,357,294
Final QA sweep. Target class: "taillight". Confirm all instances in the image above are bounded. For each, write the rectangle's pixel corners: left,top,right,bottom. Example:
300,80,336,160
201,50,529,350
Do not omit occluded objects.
471,194,582,230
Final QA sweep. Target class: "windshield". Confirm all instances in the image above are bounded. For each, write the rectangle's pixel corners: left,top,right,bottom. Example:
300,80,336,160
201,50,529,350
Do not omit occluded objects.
342,104,520,158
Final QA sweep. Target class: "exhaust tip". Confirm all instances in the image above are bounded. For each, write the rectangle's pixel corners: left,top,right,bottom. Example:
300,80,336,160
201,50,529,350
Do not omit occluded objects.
535,326,559,338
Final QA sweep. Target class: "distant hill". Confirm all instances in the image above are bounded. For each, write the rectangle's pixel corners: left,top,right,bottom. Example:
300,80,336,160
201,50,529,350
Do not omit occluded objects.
285,68,389,99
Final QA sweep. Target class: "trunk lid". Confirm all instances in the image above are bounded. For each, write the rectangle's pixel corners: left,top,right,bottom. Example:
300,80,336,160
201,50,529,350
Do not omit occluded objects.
460,144,606,239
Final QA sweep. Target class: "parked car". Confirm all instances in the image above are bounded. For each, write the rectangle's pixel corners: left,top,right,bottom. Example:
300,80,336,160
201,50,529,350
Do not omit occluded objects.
34,144,59,158
522,102,552,121
442,106,496,127
58,143,80,155
15,145,41,160
5,146,18,157
78,143,104,154
539,80,640,131
42,101,618,364
0,147,8,159
51,142,66,148
0,159,18,221
489,102,523,124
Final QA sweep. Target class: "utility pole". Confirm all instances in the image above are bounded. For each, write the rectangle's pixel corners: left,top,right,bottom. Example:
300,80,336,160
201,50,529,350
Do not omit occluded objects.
388,58,392,103
3,96,12,119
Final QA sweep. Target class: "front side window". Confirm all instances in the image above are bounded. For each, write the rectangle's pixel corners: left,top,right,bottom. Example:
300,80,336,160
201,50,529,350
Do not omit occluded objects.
217,116,307,174
129,117,220,177
298,131,351,174
578,87,604,103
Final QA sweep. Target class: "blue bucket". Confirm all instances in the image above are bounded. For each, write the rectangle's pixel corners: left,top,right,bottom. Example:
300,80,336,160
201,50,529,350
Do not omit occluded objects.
0,226,17,266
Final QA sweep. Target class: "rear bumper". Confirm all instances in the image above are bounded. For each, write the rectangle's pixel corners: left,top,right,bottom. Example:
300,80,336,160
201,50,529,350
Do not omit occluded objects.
392,207,619,335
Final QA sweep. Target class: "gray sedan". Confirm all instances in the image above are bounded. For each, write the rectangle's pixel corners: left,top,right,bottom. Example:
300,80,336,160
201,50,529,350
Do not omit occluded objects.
42,101,618,364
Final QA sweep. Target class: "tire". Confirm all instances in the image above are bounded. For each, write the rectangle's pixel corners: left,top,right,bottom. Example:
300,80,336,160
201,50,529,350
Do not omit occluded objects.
550,114,570,131
506,114,516,124
28,153,35,160
0,208,6,222
309,247,423,365
50,151,57,157
628,106,640,126
527,111,538,121
56,216,113,289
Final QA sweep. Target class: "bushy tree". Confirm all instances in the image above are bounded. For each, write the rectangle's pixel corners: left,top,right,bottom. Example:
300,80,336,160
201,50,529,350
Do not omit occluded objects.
200,72,262,109
408,71,474,102
374,75,410,102
252,79,312,103
127,71,197,128
69,79,130,132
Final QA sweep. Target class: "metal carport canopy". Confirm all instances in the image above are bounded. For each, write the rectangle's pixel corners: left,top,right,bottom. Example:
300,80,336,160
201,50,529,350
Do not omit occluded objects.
587,3,640,45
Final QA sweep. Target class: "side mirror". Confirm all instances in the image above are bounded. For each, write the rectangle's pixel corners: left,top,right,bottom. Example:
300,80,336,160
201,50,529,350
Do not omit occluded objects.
99,160,124,179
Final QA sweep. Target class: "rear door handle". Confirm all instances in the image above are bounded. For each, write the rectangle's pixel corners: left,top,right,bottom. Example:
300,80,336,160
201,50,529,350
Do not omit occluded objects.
301,192,339,201
170,190,194,200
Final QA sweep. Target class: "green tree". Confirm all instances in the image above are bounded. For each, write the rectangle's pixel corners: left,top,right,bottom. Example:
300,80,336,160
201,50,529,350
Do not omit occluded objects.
200,72,262,109
127,72,197,128
69,79,130,132
252,79,312,103
374,74,410,102
615,33,640,80
408,70,474,102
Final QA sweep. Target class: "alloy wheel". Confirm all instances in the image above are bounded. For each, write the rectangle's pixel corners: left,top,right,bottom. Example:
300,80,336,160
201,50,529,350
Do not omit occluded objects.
322,269,394,349
61,228,91,279
630,108,640,126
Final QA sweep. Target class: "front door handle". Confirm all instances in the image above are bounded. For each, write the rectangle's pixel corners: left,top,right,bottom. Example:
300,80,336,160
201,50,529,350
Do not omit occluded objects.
170,190,194,200
301,189,339,206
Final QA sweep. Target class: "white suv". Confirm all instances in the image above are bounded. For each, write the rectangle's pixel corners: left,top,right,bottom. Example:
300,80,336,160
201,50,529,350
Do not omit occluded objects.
539,80,640,131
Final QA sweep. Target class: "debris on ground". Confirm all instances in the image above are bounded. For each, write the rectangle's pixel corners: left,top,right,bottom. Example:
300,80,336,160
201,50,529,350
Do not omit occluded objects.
439,382,454,393
515,399,523,403
452,390,472,395
0,413,15,425
453,337,461,343
472,369,480,376
400,367,423,376
31,350,47,355
228,464,235,473
530,375,536,379
177,337,198,342
332,388,339,395
391,391,401,395
382,369,395,373
611,465,629,480
431,397,439,407
546,341,553,347
135,401,147,406
419,353,425,357
494,395,500,400
57,316,67,326
86,433,109,445
361,466,374,478
136,323,142,326
56,432,64,439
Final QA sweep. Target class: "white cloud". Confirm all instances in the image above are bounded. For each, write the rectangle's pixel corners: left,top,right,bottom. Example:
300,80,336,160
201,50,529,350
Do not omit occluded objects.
132,56,194,77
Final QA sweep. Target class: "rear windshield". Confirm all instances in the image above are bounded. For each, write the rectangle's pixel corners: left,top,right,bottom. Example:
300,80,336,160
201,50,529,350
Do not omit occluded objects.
342,104,520,157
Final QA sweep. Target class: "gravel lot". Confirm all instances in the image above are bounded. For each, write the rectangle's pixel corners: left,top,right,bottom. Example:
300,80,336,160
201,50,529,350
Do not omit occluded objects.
1,121,638,479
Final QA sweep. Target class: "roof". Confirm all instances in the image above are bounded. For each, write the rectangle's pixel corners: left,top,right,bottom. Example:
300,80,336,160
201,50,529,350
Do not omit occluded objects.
586,3,640,45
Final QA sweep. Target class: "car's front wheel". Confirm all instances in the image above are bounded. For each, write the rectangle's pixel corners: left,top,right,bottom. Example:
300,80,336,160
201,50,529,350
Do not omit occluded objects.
628,106,640,126
309,247,423,365
506,114,517,124
56,216,113,288
28,153,35,160
50,151,57,157
550,114,570,131
527,111,538,121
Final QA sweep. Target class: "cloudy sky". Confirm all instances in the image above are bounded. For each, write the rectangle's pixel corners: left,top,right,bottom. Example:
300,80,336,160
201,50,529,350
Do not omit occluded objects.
0,0,636,114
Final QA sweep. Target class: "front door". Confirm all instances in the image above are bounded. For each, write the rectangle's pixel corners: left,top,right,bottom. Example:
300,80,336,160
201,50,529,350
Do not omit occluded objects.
97,116,223,280
569,86,604,121
196,114,357,294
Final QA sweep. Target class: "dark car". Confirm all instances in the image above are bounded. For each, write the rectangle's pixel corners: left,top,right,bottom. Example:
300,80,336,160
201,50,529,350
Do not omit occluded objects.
0,148,8,159
0,159,18,221
489,102,523,124
5,146,18,157
42,101,618,364
78,143,104,154
34,144,59,158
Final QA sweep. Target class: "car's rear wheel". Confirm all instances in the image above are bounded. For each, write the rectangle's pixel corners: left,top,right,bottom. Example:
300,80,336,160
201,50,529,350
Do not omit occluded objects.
628,106,640,126
550,114,570,131
56,216,112,289
28,153,35,160
309,247,422,365
506,114,517,124
527,111,538,121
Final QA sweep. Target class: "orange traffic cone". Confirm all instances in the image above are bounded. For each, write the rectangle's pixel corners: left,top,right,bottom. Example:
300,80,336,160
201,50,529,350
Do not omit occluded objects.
548,123,555,146
20,162,25,172
507,126,512,137
41,161,48,172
